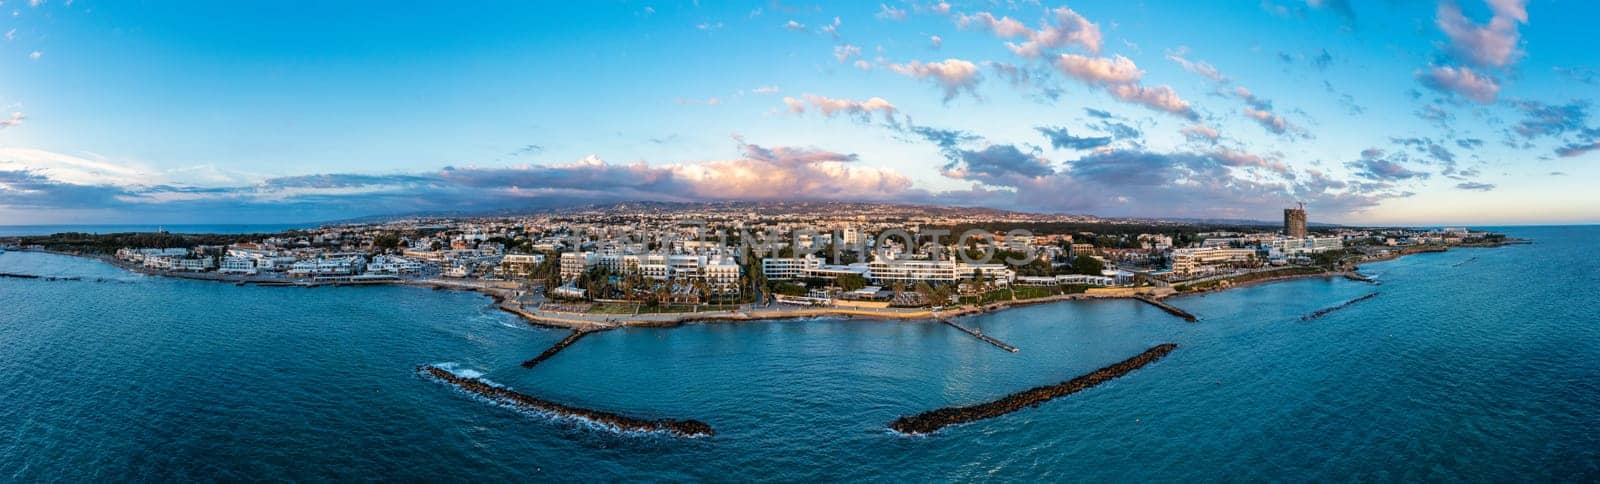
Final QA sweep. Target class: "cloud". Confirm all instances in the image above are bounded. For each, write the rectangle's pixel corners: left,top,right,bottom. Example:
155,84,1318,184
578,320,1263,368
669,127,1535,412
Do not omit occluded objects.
696,22,725,31
29,51,42,60
929,35,942,49
1166,51,1229,83
1052,54,1196,119
875,4,907,21
781,94,899,123
1455,181,1496,191
784,20,806,31
1244,108,1291,134
1232,87,1272,111
820,17,841,38
888,58,982,101
1213,149,1291,175
511,144,543,156
1436,0,1527,69
955,7,1102,58
907,125,979,150
0,112,22,129
1035,126,1111,151
1006,7,1103,58
833,44,861,62
4,29,14,41
1084,108,1114,119
1416,65,1499,103
954,11,1030,37
940,144,1055,180
1345,149,1429,181
1312,48,1334,70
1509,100,1588,139
1306,0,1356,23
0,140,927,222
751,85,780,94
1182,124,1221,142
1455,138,1484,149
1554,128,1600,158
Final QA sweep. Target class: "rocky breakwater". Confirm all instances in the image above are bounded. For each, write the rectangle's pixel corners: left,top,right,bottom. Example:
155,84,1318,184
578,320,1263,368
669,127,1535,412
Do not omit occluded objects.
521,329,596,368
889,344,1178,435
1301,292,1379,320
420,365,714,438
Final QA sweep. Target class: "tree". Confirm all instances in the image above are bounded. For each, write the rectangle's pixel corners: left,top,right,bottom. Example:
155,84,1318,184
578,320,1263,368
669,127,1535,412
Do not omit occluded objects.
837,273,868,291
373,233,401,252
1070,255,1104,275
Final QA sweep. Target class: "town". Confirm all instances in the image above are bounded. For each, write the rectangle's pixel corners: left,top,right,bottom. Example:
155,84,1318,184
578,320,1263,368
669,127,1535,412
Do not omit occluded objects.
5,202,1510,324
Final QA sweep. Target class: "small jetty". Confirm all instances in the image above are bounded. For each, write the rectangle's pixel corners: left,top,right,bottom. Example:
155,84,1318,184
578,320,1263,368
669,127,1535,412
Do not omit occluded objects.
521,329,596,368
1343,272,1378,284
1133,295,1197,322
938,317,1019,353
420,365,714,437
889,344,1177,435
1301,292,1379,320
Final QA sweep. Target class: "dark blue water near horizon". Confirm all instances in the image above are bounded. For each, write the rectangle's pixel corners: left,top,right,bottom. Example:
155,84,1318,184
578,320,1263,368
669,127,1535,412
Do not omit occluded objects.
1,226,1596,481
0,224,312,237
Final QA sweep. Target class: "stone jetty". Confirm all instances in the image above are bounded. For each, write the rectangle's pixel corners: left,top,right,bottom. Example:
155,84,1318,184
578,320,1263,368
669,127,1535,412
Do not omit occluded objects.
1301,292,1379,320
521,329,596,368
1133,295,1198,322
420,365,714,437
889,343,1178,435
938,318,1019,353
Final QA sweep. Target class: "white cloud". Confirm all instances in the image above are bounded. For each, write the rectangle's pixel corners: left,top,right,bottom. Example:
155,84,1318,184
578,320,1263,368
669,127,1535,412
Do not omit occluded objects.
875,4,907,21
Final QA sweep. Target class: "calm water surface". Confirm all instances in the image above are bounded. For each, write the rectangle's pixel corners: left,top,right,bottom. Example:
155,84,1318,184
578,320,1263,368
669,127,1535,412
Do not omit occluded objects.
1,226,1595,481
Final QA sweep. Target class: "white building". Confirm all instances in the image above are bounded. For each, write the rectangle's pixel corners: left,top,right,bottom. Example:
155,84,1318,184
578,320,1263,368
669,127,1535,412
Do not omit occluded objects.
498,253,546,275
288,256,365,277
218,256,258,275
866,258,958,283
559,252,597,280
762,255,823,280
1171,247,1258,276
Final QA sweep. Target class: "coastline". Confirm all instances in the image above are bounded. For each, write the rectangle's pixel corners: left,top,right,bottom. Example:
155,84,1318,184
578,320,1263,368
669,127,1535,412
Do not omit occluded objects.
11,242,1511,330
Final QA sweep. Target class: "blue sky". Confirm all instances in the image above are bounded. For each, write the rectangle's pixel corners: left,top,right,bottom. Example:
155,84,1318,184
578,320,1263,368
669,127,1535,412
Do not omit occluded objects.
1,0,1596,225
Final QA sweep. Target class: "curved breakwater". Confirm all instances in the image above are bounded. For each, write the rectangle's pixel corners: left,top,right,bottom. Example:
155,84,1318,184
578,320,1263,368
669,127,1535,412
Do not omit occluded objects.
420,365,715,438
889,344,1178,435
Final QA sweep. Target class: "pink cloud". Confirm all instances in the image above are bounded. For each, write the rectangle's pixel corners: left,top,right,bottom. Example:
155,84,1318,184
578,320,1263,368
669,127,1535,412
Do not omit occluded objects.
888,58,982,101
1417,65,1500,103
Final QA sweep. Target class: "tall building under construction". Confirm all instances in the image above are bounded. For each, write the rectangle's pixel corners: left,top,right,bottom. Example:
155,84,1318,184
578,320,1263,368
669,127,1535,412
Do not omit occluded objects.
1284,203,1308,239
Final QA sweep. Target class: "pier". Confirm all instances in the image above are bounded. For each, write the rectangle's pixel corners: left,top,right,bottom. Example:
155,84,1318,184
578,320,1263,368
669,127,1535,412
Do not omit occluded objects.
889,344,1178,435
1302,292,1379,320
1342,272,1378,284
1133,295,1198,322
420,365,714,437
521,329,596,368
938,317,1019,353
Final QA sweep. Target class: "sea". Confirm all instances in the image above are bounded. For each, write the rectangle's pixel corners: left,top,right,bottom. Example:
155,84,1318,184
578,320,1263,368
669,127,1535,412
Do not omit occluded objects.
1,226,1595,481
0,224,312,237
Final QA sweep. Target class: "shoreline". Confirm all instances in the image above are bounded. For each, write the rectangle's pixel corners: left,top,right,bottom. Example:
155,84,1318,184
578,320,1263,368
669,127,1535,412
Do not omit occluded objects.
10,242,1506,330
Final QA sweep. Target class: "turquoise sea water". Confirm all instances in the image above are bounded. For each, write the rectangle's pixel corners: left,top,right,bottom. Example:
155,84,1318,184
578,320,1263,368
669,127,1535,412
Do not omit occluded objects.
1,226,1596,481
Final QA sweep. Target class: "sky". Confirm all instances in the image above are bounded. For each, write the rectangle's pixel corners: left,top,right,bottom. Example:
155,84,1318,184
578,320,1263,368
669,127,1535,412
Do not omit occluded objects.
0,0,1596,226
